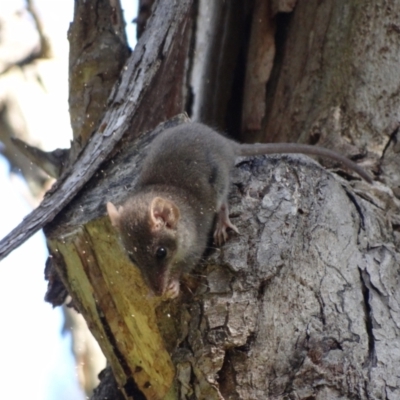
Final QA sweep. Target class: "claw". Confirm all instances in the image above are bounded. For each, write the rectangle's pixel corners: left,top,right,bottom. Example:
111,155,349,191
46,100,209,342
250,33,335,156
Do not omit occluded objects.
164,279,180,299
213,203,239,245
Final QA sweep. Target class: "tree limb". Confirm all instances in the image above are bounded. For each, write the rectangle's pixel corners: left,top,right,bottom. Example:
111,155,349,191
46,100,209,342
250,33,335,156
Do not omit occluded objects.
0,0,194,261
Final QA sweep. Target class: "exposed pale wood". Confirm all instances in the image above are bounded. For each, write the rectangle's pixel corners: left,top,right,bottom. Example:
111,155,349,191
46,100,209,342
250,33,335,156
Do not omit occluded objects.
51,0,400,397
58,0,400,398
3,0,400,398
46,116,189,400
47,110,400,398
48,221,175,399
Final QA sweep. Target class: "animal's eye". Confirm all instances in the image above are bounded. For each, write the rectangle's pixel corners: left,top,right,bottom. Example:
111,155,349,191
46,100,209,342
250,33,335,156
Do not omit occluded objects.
155,247,167,259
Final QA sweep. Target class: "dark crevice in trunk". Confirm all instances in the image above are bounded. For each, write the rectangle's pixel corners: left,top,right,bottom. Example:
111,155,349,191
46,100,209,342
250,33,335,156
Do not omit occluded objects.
358,268,377,369
345,190,365,233
262,12,293,139
225,3,253,140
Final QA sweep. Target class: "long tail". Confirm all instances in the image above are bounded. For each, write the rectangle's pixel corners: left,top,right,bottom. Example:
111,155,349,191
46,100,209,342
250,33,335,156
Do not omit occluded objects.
238,143,372,183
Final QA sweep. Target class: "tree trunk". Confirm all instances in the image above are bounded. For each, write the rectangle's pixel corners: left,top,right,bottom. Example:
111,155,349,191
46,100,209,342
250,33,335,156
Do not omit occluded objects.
1,1,399,399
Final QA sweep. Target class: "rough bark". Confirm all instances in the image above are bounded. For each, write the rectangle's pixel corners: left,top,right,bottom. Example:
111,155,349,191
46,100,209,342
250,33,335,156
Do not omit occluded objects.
46,117,188,400
0,0,194,261
263,0,400,164
47,113,400,398
1,0,400,399
68,0,130,163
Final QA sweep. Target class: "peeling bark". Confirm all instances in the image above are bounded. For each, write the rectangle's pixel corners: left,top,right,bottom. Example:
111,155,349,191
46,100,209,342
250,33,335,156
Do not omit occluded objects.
47,120,400,398
1,0,400,399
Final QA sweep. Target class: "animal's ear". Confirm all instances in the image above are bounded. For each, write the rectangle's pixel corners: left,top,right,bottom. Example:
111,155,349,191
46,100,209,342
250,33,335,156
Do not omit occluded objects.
107,202,123,229
150,197,180,230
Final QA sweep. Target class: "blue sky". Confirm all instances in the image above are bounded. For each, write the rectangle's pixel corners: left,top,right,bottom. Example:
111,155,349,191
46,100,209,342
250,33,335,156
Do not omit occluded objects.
0,1,138,398
0,156,84,400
